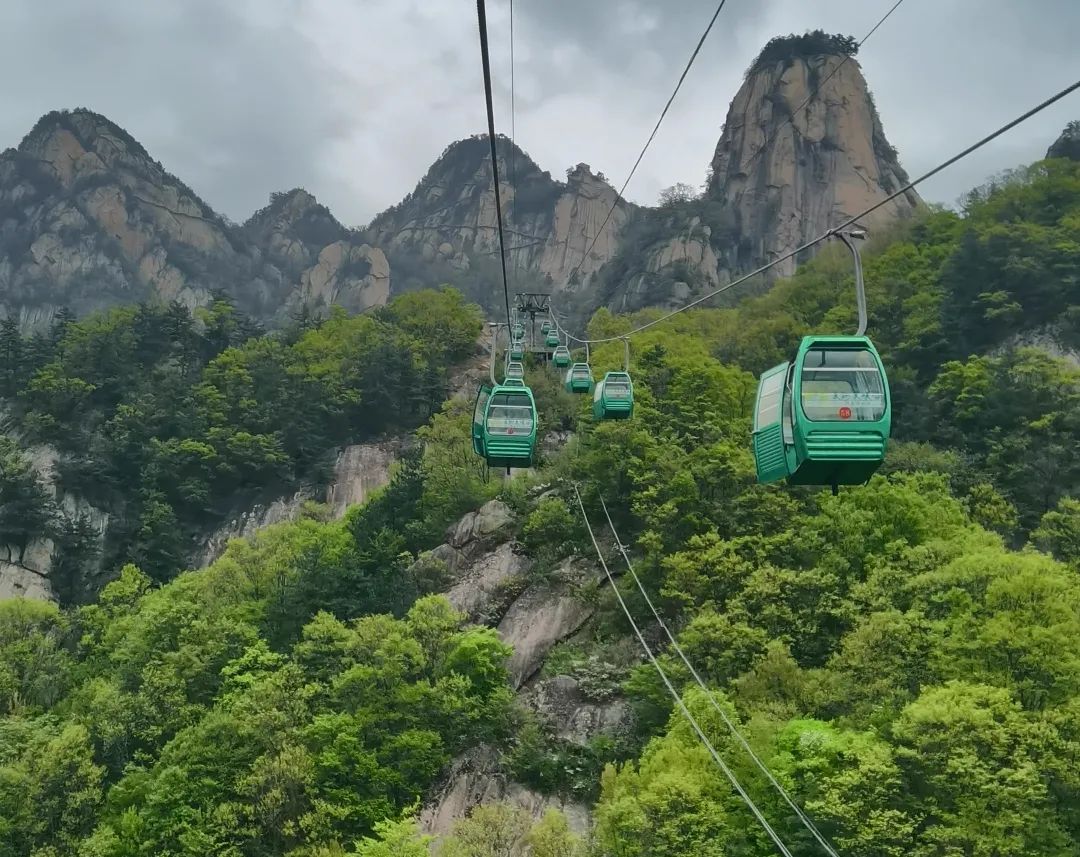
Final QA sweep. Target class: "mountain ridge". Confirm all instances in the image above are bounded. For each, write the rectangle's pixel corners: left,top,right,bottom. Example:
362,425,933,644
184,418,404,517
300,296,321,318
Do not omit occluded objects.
0,33,932,328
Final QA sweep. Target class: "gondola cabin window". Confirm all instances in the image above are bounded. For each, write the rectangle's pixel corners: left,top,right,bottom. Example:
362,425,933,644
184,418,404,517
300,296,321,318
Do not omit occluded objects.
474,387,490,429
782,366,795,444
800,348,886,422
754,369,784,429
486,392,534,435
605,376,631,399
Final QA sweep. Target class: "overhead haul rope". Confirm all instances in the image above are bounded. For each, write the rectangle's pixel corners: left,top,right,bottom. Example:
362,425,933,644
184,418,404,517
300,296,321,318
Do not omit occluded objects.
598,493,841,857
573,485,796,857
509,0,517,223
552,76,1080,346
746,0,909,173
565,1,728,286
475,0,514,329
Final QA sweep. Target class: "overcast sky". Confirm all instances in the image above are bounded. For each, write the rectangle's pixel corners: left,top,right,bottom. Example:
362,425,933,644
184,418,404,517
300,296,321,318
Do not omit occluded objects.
2,0,1078,227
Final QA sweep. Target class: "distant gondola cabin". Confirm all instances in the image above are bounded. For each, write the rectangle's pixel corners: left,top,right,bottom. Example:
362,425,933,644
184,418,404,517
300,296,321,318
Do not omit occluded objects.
593,371,634,420
565,362,594,393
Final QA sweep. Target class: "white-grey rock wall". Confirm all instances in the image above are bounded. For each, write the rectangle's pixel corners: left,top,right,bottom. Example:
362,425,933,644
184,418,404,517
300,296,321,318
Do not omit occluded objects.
199,439,400,566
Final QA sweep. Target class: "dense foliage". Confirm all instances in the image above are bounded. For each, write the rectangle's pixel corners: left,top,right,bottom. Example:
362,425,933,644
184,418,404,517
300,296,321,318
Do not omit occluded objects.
749,30,859,75
0,288,481,591
2,154,1080,855
590,156,1080,541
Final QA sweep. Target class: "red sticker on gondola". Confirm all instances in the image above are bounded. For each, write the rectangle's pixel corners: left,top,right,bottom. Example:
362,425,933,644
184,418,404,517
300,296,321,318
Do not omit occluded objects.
507,428,515,434
838,407,852,419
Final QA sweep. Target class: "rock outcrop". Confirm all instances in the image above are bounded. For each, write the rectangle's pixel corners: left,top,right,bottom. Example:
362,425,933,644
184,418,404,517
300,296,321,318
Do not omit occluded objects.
522,675,633,747
498,580,595,689
420,746,591,844
707,43,920,277
0,443,109,604
0,560,53,601
594,34,922,314
199,438,400,566
0,109,263,326
419,504,634,844
1048,121,1080,161
243,188,390,318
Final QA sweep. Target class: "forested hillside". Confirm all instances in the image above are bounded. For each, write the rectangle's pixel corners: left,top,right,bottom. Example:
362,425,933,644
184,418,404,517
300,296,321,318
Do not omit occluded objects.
1,153,1079,856
0,287,482,597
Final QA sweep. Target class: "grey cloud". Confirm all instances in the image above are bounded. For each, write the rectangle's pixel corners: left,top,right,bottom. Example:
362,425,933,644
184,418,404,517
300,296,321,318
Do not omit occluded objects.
2,0,1078,225
0,0,347,221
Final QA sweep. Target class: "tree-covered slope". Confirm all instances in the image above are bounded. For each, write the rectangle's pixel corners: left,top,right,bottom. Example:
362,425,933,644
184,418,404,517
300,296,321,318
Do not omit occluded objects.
0,287,482,598
2,151,1080,856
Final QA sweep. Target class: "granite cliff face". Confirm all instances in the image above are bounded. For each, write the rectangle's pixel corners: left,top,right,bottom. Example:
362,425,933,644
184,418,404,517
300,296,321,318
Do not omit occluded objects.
0,109,253,327
1048,121,1080,161
708,47,920,276
243,188,389,315
594,35,922,314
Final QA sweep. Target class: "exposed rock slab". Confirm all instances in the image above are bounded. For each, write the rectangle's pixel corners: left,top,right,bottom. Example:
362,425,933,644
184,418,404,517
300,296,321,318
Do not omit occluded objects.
420,745,590,846
996,325,1080,367
443,542,529,622
0,562,53,601
0,442,109,603
447,499,515,552
708,51,920,278
200,439,398,566
498,585,594,689
521,675,633,747
298,240,389,314
198,489,314,568
325,439,400,517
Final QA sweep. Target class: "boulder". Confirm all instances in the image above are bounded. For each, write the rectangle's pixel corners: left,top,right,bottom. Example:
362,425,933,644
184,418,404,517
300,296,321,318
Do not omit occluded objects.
443,542,529,622
447,499,514,550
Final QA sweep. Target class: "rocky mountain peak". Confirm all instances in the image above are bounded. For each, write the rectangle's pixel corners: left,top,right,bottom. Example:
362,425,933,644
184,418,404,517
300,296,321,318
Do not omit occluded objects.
1048,120,1080,161
0,107,256,328
369,136,632,308
244,187,349,274
19,108,153,167
707,31,921,275
0,36,928,328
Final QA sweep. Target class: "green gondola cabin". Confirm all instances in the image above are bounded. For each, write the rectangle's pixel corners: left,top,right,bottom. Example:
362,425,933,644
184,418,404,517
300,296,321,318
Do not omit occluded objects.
505,361,524,380
472,383,537,468
552,345,571,368
752,335,891,489
565,362,594,393
545,331,560,348
593,371,634,420
510,341,524,361
541,320,553,334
